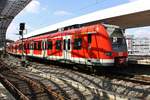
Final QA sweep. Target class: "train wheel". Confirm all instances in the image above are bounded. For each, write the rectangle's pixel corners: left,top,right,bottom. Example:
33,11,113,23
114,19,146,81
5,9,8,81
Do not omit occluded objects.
88,66,96,74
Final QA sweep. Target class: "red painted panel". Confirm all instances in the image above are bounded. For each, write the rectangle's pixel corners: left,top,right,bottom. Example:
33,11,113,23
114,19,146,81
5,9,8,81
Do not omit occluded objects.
71,24,110,59
34,50,42,55
96,24,113,59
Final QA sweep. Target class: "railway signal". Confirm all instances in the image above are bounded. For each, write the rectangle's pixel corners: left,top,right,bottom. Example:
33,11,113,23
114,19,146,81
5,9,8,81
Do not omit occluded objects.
20,23,25,31
19,23,27,67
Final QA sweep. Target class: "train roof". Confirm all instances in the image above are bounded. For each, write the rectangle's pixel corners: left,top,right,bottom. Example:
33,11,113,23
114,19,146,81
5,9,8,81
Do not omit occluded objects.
24,0,150,38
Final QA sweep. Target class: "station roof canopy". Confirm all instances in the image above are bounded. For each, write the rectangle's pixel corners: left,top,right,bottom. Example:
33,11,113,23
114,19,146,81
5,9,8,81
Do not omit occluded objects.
0,0,31,48
25,0,150,38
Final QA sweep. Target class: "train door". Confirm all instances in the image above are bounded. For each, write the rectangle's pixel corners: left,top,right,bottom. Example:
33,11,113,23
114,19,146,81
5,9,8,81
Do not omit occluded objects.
30,42,34,56
42,40,47,58
63,35,71,61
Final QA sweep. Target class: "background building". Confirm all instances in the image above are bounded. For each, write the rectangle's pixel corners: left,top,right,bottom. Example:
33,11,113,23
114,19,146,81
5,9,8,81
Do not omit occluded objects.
126,35,150,56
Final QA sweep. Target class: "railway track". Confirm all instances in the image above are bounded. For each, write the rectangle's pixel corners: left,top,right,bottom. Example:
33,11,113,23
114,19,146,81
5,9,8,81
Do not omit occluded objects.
28,65,150,98
94,67,150,86
1,55,150,99
1,57,101,99
1,59,100,99
0,61,64,100
27,57,150,86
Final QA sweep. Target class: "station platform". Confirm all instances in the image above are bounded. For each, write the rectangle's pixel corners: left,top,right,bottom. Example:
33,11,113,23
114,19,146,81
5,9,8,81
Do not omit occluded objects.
0,83,15,100
128,55,150,65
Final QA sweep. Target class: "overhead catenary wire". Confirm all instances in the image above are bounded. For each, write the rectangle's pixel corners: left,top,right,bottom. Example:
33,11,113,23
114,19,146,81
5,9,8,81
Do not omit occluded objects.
74,0,107,14
25,0,108,34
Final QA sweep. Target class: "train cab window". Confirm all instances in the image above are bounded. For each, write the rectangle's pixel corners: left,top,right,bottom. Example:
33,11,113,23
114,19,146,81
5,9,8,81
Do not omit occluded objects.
56,40,62,50
38,41,41,50
47,41,52,50
74,38,82,50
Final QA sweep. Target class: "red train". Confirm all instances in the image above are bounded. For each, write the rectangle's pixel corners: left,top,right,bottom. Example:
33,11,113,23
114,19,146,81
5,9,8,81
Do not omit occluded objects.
7,23,128,67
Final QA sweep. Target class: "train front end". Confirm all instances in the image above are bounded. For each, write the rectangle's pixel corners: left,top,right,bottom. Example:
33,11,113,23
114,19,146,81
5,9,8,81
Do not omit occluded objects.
105,24,128,66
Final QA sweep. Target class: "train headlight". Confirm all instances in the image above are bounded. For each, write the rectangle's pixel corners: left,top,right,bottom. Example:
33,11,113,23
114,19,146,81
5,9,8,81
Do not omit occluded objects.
105,52,112,56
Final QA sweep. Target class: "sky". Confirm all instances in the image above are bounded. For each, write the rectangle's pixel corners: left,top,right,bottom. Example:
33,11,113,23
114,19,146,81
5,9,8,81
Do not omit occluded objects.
6,0,150,40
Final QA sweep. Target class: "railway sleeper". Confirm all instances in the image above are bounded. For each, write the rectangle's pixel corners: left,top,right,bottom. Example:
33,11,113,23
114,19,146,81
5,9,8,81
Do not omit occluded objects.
0,74,29,100
28,70,85,100
3,56,150,99
29,66,101,99
43,68,136,97
29,63,150,98
22,74,65,100
38,71,92,99
2,69,63,100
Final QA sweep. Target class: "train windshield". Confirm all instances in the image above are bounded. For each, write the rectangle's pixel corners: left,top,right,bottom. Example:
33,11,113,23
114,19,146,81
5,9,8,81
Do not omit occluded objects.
109,28,125,44
106,27,127,52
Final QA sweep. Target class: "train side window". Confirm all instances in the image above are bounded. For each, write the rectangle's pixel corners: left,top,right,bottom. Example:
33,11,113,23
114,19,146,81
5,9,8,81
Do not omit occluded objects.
47,41,52,50
68,39,70,50
25,44,27,49
88,34,92,44
63,40,66,50
21,44,22,50
32,43,34,50
30,43,33,50
42,41,45,50
19,44,22,50
38,41,41,50
45,42,47,50
27,43,30,49
34,42,37,50
24,44,26,49
56,40,62,50
74,38,82,50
